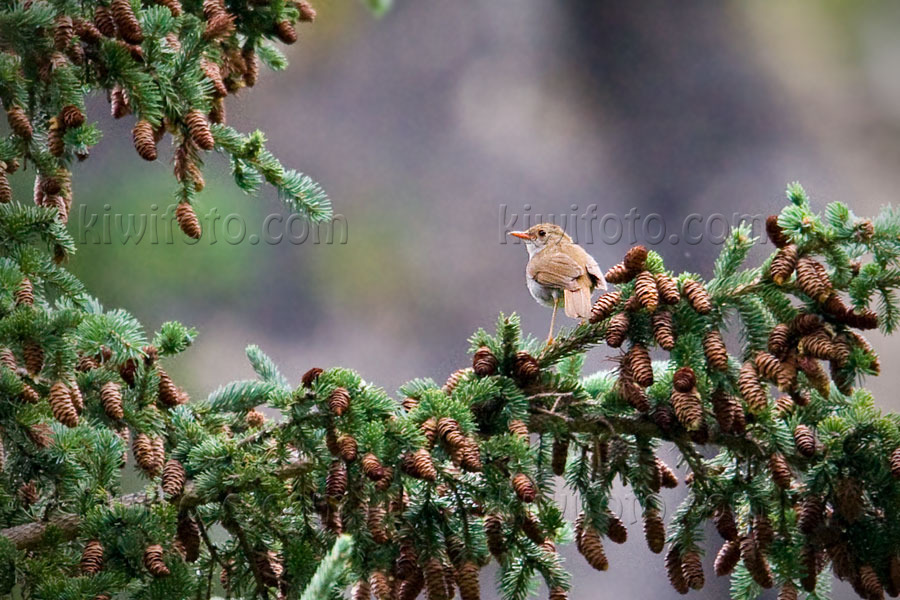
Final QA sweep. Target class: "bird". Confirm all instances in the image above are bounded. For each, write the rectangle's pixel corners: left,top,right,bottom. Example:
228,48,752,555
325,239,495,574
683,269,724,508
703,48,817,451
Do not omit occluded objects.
509,223,606,343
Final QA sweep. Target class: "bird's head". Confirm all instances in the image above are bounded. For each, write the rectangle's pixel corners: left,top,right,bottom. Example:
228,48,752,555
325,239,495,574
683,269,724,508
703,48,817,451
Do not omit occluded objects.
509,223,571,254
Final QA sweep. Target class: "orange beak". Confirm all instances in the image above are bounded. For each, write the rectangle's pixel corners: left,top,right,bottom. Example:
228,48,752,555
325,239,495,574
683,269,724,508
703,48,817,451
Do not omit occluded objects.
509,231,531,240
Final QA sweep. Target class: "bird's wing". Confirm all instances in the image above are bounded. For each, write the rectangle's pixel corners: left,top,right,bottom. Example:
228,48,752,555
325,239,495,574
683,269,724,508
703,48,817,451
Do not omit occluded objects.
567,245,607,291
529,252,584,290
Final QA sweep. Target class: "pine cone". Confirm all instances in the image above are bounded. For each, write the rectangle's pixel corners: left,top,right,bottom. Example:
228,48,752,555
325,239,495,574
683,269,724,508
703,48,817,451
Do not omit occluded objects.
714,506,738,541
161,459,186,498
245,408,265,428
111,0,143,44
768,453,792,489
15,277,33,306
625,344,652,387
549,587,568,600
6,106,32,139
713,540,740,576
157,367,181,407
59,104,84,129
184,110,215,150
797,495,824,534
202,59,228,97
328,386,350,416
740,536,773,588
859,565,882,600
242,47,259,87
606,511,627,544
26,424,53,448
0,171,10,204
326,460,348,497
370,571,393,600
767,323,791,357
455,562,480,600
795,257,832,302
50,381,78,427
23,340,44,374
338,434,358,462
682,279,712,314
891,447,900,479
633,271,659,312
484,514,506,558
99,381,124,420
274,20,298,44
511,473,536,503
889,555,900,598
672,366,695,392
766,215,790,247
143,544,169,577
769,244,798,285
643,509,665,554
508,419,529,439
362,452,385,481
174,201,201,239
551,437,569,476
176,514,201,562
18,481,38,506
403,449,437,481
578,523,609,571
834,477,863,523
800,545,823,593
681,551,704,590
753,514,774,552
81,539,104,575
134,433,164,477
472,346,498,376
738,361,768,414
157,0,183,16
671,389,703,431
301,367,323,388
367,504,389,544
605,313,629,347
620,374,649,412
604,262,635,284
254,550,283,587
421,418,438,446
590,290,621,323
702,329,729,371
20,383,39,404
665,546,689,594
651,310,675,350
656,273,681,304
352,580,371,600
796,355,830,397
513,352,539,382
657,458,678,488
132,120,158,161
793,424,816,457
755,351,789,389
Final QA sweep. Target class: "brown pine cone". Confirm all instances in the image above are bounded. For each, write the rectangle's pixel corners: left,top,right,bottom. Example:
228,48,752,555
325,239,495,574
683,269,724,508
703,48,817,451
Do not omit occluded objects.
620,374,649,412
620,245,647,271
842,306,879,330
738,361,768,414
143,544,169,577
59,104,84,129
184,110,215,150
767,324,791,357
775,394,794,417
484,514,506,558
702,329,729,371
605,312,629,348
157,0,183,16
769,244,798,285
627,343,653,387
134,433,164,477
714,506,738,541
338,434,358,462
712,540,740,576
891,447,900,479
204,11,235,39
0,171,10,204
6,106,32,139
795,257,831,302
633,271,659,312
472,346,498,376
551,437,569,476
18,481,38,506
15,277,33,306
328,386,350,416
403,449,437,482
656,273,681,305
796,355,830,397
578,523,609,571
175,202,202,239
604,262,635,284
799,545,823,593
176,514,201,562
157,367,180,407
740,536,773,588
511,473,536,503
242,47,259,87
590,290,621,323
796,495,824,534
657,458,678,488
132,120,158,161
301,367,323,388
244,408,265,428
202,59,228,97
604,511,627,544
455,562,480,600
766,215,790,248
362,452,384,481
859,565,882,600
513,352,539,381
651,310,675,350
81,539,104,575
23,340,44,374
834,477,863,523
111,0,143,44
548,588,568,600
443,367,471,394
793,424,816,457
161,459,186,498
274,20,298,44
100,381,124,420
643,508,665,554
297,0,317,21
255,550,283,587
20,383,39,404
682,279,712,314
777,582,798,600
769,453,792,489
26,424,53,448
755,351,788,389
420,418,438,446
665,546,689,594
681,551,704,590
672,366,696,393
370,571,393,600
671,389,703,431
50,381,78,427
367,504,389,544
326,460,347,497
352,581,371,600
889,555,900,598
752,514,774,552
508,419,529,439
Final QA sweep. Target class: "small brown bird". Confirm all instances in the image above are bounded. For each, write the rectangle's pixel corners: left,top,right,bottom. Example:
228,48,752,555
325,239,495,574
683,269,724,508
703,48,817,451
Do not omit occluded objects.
510,223,606,342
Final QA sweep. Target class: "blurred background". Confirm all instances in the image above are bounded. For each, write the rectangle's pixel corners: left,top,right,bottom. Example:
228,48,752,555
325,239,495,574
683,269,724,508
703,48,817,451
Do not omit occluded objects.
42,1,900,597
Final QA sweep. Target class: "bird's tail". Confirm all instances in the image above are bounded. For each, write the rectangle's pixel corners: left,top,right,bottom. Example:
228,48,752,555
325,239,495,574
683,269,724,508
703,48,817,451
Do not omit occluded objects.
563,286,591,319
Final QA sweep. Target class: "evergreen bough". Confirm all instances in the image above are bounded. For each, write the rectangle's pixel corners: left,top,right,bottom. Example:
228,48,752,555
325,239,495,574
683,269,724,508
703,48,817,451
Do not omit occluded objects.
2,2,900,600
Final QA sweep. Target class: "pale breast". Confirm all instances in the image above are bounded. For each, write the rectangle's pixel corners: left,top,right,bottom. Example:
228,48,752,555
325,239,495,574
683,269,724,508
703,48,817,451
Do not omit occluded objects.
526,274,559,307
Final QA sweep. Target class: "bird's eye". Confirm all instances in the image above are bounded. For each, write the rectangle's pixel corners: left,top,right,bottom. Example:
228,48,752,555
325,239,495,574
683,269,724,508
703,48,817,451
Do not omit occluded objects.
538,230,545,237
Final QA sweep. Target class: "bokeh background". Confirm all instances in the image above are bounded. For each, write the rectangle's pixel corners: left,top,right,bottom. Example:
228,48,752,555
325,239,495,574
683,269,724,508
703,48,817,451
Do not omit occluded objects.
40,1,900,598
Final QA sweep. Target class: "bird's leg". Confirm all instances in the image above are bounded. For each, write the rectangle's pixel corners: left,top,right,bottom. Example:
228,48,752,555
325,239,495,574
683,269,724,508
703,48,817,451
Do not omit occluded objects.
547,298,559,345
